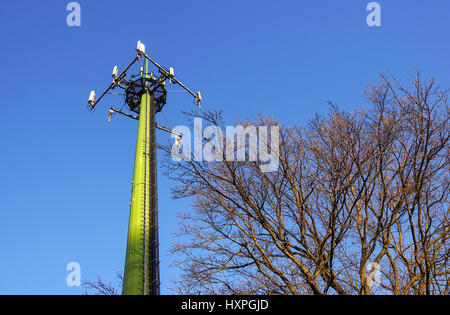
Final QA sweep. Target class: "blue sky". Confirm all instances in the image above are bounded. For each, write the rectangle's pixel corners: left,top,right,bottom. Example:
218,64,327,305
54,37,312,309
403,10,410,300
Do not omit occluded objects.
0,0,449,294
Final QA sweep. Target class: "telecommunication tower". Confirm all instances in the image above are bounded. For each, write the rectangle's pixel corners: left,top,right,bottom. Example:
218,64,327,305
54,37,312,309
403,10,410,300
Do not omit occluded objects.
87,41,201,295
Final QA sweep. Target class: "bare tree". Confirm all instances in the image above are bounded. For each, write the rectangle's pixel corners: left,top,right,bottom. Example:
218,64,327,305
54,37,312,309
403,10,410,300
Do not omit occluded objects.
82,272,123,295
162,71,449,295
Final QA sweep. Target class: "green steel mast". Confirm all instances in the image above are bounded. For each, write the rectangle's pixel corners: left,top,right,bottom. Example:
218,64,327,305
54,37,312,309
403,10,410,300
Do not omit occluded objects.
86,41,202,295
123,88,159,295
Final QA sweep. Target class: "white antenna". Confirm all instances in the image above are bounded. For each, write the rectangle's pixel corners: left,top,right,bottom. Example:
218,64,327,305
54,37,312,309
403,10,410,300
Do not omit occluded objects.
175,135,182,149
196,91,202,108
108,109,114,122
169,67,175,83
137,40,146,55
112,66,118,78
88,90,96,107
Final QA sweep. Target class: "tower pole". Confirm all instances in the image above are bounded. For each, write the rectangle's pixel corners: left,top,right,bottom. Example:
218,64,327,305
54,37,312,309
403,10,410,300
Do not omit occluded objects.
122,86,159,295
86,41,200,296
